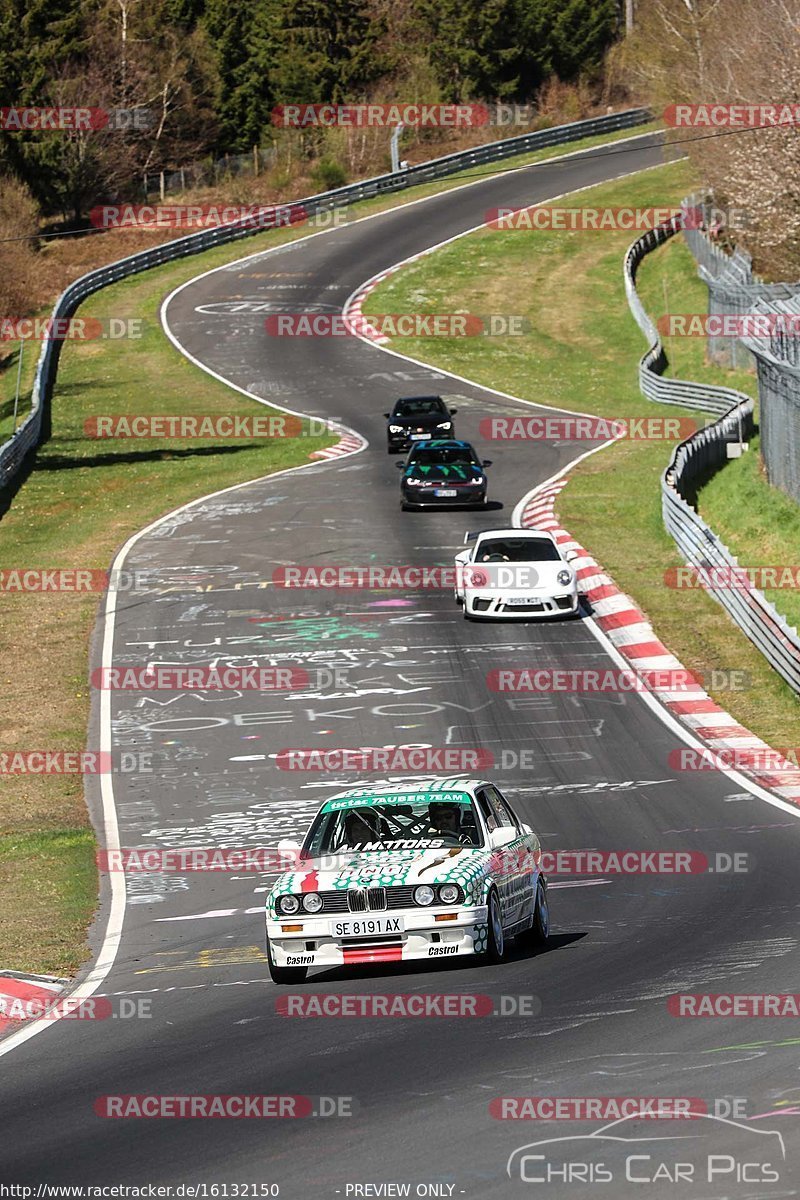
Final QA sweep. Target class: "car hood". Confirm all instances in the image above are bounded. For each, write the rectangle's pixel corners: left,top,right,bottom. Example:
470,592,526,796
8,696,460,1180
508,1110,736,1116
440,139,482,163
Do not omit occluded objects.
270,845,486,895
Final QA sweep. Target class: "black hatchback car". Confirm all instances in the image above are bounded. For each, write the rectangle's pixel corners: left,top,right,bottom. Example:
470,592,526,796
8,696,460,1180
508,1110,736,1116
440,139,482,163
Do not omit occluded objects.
397,439,491,510
385,395,457,453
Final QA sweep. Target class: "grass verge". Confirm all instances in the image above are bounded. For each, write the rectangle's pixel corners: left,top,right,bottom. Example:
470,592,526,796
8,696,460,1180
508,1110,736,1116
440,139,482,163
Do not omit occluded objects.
365,157,800,747
0,118,659,978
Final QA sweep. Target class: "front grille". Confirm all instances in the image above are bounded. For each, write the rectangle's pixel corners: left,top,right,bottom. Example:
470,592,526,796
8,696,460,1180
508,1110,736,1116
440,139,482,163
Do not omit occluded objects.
502,600,546,613
311,885,419,913
348,886,387,912
314,890,349,913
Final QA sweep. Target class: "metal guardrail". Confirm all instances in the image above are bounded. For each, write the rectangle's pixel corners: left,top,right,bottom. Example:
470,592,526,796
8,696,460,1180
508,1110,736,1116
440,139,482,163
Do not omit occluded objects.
681,192,799,370
623,215,746,416
625,213,800,696
0,106,651,491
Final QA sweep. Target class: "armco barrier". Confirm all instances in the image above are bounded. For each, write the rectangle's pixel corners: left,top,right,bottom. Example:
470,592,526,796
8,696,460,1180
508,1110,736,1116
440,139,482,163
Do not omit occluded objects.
625,213,800,695
0,107,651,492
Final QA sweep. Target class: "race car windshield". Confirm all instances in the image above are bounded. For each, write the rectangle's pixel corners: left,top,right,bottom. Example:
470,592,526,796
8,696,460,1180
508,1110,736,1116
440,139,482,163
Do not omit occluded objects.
303,796,484,856
412,448,476,467
477,537,561,562
394,399,445,417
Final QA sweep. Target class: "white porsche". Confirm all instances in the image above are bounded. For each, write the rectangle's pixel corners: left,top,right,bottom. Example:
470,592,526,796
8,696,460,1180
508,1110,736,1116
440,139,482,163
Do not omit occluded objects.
454,527,580,620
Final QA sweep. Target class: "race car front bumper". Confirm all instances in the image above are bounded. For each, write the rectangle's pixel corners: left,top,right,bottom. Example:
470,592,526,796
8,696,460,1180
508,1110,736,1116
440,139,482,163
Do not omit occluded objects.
464,589,579,619
266,905,489,967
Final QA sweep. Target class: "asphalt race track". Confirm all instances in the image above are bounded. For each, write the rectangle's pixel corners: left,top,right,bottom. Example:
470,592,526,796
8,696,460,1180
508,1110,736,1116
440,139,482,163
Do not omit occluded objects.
2,132,800,1197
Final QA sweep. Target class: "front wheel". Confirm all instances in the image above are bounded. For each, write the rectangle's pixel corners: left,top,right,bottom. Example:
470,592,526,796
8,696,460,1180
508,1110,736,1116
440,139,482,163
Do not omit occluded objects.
482,890,506,963
520,878,550,948
266,936,308,984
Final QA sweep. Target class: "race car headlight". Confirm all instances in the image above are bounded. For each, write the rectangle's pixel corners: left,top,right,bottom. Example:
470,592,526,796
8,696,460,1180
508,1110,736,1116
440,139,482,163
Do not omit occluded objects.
438,883,462,905
557,569,572,586
413,885,436,906
472,475,485,486
435,421,452,429
389,425,403,433
277,894,300,915
302,893,323,913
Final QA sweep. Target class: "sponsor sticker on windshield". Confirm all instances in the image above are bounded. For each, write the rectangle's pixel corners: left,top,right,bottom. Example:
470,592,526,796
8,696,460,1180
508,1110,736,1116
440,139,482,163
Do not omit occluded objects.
323,791,472,812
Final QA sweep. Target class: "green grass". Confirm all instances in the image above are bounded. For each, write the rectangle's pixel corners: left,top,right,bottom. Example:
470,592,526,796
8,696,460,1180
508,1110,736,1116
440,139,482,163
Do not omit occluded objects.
0,116,659,978
365,156,800,746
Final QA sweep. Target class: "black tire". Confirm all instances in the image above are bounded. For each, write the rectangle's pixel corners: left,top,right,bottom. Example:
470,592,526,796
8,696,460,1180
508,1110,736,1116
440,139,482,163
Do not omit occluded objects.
482,889,507,963
266,936,308,984
520,878,550,948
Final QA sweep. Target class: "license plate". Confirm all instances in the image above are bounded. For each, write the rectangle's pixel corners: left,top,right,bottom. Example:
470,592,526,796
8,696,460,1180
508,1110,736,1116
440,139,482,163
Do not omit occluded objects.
506,597,533,606
330,915,405,938
435,488,458,497
410,432,431,440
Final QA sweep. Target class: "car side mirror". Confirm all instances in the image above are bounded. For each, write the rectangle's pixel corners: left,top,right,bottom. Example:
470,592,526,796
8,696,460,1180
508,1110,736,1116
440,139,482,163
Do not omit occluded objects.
395,460,405,469
383,412,390,419
564,550,579,562
449,407,457,415
482,459,492,468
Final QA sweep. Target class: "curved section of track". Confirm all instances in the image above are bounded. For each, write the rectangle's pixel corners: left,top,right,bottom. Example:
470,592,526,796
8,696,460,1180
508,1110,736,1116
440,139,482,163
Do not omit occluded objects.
2,134,799,1198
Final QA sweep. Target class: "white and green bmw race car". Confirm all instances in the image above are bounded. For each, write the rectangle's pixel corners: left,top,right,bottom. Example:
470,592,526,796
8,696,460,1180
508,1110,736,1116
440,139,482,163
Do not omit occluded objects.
264,777,549,983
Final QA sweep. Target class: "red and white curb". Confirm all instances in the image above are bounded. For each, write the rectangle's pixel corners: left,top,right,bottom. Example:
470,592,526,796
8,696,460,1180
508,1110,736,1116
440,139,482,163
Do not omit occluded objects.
0,972,66,1034
520,479,800,805
344,269,398,345
310,431,366,460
